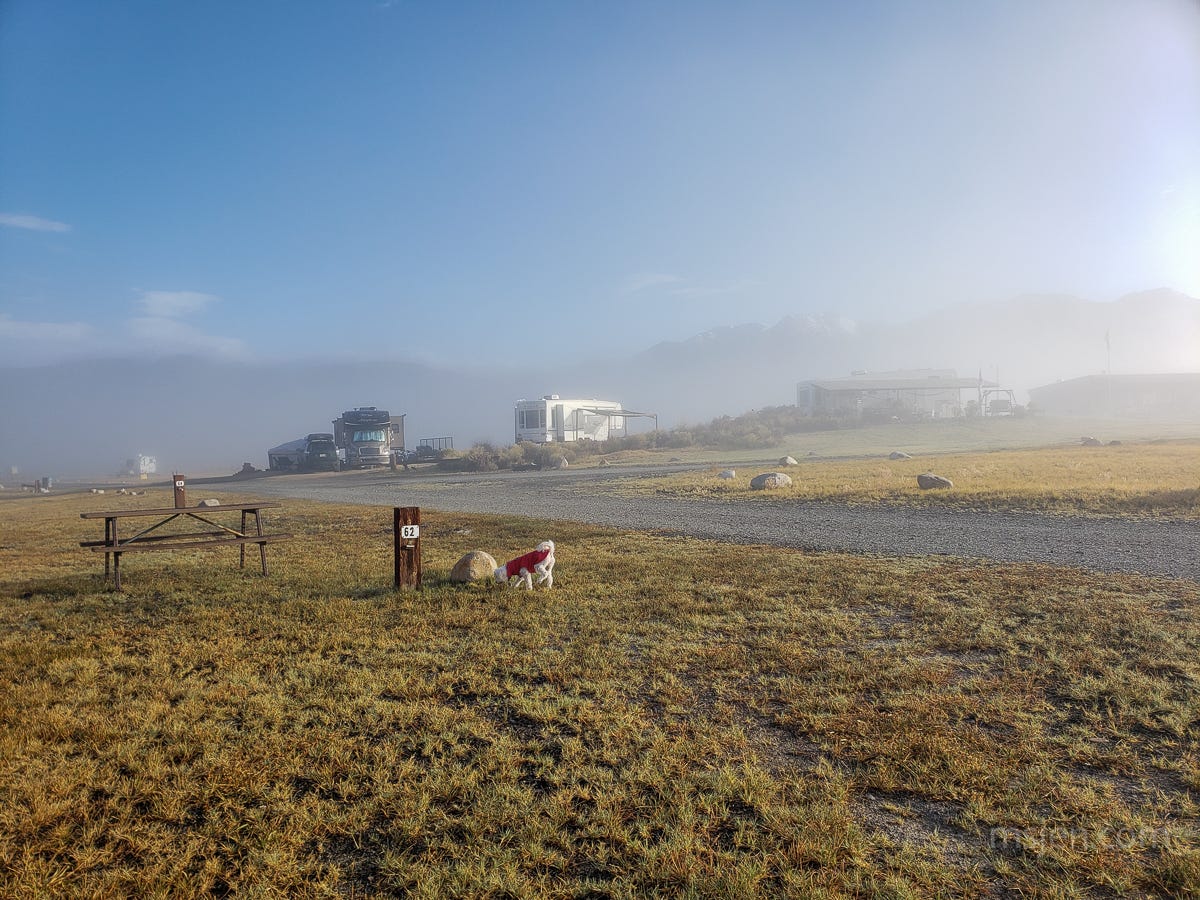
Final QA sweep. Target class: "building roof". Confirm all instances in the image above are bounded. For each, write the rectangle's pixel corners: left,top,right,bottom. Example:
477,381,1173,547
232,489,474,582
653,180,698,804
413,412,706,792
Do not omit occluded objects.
805,376,995,392
1030,372,1200,394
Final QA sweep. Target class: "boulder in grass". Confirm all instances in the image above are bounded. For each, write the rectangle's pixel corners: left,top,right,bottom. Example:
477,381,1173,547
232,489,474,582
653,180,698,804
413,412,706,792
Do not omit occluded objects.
889,451,913,460
717,469,736,480
1080,436,1103,447
916,472,953,490
450,550,498,584
198,498,221,507
779,456,798,466
751,472,792,490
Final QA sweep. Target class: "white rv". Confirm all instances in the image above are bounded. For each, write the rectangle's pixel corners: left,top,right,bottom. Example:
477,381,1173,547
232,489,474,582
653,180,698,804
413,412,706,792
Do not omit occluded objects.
514,395,627,443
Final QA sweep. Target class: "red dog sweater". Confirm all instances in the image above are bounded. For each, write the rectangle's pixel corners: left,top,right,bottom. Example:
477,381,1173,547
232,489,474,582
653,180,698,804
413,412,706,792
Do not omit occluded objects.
503,547,552,579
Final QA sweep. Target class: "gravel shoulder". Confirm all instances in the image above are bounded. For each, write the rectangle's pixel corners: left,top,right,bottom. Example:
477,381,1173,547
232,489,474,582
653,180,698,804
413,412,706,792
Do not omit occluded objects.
241,466,1200,581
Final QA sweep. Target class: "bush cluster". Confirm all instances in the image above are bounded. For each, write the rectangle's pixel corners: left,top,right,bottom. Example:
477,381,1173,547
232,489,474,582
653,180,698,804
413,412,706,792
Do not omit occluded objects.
435,441,583,472
437,406,846,472
671,406,843,448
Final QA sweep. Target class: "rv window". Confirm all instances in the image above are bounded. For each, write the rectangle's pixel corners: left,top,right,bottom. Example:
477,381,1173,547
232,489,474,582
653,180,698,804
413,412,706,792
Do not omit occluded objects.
519,408,545,430
352,429,386,442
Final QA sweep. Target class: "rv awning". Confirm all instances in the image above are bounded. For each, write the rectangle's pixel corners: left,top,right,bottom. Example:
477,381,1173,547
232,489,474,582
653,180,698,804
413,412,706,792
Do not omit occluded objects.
574,407,656,418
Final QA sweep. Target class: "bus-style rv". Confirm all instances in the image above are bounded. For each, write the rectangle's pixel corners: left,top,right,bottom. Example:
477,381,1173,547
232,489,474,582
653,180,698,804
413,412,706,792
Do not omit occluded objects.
332,407,405,468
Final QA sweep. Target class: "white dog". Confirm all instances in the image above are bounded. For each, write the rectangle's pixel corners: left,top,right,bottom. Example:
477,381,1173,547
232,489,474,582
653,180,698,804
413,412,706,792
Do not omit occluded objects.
494,540,555,589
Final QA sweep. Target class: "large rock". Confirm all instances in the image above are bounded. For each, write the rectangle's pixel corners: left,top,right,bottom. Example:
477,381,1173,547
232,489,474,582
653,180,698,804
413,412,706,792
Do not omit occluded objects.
1080,436,1103,447
751,472,792,490
916,472,953,490
889,451,913,460
450,550,498,584
779,456,798,466
717,469,736,480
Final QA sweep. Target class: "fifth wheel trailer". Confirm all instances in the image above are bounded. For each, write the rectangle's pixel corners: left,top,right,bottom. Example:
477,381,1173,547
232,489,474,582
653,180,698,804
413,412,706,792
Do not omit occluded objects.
514,396,626,443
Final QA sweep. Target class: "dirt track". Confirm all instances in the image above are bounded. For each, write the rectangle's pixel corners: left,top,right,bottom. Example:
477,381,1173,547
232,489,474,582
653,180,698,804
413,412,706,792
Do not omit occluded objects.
242,465,1200,581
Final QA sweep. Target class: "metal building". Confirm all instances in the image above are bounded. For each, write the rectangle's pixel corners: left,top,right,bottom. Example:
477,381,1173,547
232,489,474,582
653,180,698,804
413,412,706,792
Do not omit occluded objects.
796,370,993,419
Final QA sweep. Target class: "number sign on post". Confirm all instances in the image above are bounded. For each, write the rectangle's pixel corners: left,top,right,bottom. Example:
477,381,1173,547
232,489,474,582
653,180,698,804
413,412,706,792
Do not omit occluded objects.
393,506,422,590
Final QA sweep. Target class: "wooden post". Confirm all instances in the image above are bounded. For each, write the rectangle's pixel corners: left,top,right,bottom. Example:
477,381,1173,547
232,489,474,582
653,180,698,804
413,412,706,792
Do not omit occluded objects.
173,474,187,509
393,506,421,590
254,508,268,576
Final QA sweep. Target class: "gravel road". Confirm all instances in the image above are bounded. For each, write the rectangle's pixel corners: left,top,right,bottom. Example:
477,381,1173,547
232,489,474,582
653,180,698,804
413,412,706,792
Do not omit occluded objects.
242,465,1200,581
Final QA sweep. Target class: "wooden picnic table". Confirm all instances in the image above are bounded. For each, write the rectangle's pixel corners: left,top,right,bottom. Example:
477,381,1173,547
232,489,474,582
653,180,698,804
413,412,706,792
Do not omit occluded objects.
80,502,292,590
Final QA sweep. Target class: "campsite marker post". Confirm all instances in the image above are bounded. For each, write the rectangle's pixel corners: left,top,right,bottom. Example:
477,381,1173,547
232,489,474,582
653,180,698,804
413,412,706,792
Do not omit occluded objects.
394,506,422,590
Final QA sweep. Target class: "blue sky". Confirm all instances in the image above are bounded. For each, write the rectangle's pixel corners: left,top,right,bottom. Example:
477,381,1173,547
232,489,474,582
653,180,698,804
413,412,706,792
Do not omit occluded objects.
2,0,1197,368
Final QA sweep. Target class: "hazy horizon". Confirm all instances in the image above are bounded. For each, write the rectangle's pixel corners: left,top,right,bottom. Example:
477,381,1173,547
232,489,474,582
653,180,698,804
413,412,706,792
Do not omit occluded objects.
2,287,1198,479
3,1,1199,475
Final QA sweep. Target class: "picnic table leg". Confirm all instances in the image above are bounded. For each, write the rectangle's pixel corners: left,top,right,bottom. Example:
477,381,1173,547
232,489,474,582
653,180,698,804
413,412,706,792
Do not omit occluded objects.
240,511,247,570
104,517,113,579
255,509,268,576
110,518,120,589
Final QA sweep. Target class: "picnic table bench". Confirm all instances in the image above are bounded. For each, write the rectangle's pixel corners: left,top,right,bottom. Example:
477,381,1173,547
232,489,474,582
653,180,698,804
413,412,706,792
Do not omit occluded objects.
80,502,292,590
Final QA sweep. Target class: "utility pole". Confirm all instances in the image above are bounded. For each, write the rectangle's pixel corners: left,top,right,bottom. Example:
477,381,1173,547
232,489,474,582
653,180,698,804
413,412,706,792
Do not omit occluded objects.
1105,330,1112,417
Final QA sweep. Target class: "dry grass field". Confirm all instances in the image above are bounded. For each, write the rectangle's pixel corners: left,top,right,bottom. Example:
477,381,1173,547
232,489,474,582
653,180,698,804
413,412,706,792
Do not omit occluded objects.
2,490,1199,897
590,417,1200,471
616,441,1200,519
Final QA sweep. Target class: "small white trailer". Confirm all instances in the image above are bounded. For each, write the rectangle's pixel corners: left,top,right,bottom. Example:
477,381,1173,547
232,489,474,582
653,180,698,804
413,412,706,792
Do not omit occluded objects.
124,454,157,476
